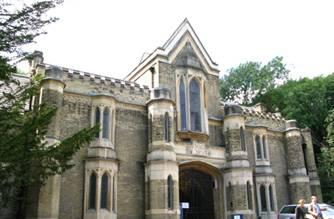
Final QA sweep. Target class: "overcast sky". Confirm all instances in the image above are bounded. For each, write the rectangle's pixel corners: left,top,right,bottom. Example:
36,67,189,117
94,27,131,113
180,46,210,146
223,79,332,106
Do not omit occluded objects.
24,0,334,80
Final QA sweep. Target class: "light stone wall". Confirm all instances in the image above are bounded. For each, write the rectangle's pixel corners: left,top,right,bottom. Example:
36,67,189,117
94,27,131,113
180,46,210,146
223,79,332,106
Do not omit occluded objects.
14,40,321,219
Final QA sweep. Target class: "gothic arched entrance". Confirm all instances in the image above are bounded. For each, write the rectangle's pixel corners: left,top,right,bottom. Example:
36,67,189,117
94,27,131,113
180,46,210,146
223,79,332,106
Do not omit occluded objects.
179,167,215,219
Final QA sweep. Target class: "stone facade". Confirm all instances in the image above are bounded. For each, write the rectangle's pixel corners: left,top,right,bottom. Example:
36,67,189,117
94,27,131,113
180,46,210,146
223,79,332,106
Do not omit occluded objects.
0,19,322,219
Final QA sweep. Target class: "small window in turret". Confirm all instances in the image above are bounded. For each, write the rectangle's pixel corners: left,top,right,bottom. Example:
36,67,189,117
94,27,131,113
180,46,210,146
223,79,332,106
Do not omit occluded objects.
167,175,173,209
240,127,246,151
103,108,110,139
256,135,262,159
88,172,97,209
262,136,267,159
164,113,170,142
100,172,110,209
260,184,267,211
95,107,100,138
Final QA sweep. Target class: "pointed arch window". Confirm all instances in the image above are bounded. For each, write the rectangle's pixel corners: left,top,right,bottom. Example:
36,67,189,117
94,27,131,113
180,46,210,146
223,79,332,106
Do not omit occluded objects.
247,181,252,210
146,177,150,210
262,136,267,159
302,143,308,174
88,172,97,209
190,79,201,131
269,185,274,211
260,185,267,211
95,107,100,138
256,135,262,159
164,113,170,142
102,108,110,139
167,175,173,209
227,182,233,210
240,127,246,151
179,78,187,130
112,174,116,212
149,114,153,144
100,173,109,209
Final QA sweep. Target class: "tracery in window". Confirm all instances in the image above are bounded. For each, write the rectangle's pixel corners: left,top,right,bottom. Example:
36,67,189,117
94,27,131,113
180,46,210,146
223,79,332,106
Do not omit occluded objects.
190,79,201,131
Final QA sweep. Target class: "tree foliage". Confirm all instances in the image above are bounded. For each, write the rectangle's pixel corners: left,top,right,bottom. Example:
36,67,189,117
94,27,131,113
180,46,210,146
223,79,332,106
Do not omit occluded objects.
0,0,61,81
0,1,99,217
0,76,99,205
220,56,289,105
256,74,334,203
256,74,334,147
318,109,334,203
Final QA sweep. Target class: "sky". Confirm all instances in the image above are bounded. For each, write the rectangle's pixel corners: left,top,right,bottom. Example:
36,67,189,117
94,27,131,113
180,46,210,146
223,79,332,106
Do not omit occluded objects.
23,0,334,80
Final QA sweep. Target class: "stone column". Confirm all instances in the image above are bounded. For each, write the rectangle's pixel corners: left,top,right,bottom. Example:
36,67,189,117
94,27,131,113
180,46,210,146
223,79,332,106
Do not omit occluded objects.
145,88,179,219
285,120,311,203
223,104,255,219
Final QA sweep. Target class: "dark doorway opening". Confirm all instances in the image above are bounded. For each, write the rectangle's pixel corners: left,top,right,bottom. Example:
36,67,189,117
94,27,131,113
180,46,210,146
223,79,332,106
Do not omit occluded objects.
179,169,215,219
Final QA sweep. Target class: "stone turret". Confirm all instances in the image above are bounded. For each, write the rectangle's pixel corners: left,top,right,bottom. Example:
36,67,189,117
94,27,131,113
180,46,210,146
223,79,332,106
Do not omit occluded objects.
285,120,311,203
301,128,322,201
25,66,65,219
223,104,255,219
145,88,179,219
29,50,44,74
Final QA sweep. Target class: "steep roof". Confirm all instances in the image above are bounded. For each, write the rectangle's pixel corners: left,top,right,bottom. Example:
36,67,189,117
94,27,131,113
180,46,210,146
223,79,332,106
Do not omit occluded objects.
162,18,218,68
125,18,219,81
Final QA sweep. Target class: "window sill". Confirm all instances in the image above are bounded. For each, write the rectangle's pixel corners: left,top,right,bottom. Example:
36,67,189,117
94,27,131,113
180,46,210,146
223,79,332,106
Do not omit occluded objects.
255,160,271,166
90,138,114,149
176,130,209,142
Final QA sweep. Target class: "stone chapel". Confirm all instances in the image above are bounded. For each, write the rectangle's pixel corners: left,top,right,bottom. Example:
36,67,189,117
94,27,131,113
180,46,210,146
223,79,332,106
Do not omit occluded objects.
8,19,322,219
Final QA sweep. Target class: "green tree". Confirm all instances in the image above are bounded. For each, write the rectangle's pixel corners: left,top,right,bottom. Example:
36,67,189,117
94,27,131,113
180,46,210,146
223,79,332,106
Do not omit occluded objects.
220,56,289,105
0,1,99,218
257,74,334,149
256,74,334,203
318,109,334,203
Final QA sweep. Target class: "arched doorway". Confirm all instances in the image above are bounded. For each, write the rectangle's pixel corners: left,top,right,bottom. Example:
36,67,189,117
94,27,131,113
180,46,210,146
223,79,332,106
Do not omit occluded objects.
179,168,215,219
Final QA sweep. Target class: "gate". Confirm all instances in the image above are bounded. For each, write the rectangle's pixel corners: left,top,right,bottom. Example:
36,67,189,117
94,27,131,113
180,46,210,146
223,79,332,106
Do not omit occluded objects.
179,169,215,219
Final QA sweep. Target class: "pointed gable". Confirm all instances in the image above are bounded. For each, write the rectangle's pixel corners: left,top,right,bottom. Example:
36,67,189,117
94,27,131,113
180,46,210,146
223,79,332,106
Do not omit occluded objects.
162,18,218,72
125,18,219,81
